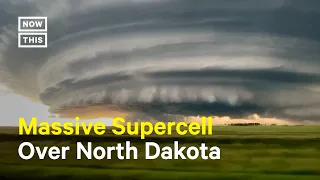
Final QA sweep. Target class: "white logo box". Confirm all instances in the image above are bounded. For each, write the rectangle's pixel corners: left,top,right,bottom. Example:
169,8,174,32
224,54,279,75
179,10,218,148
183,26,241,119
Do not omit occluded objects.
18,32,47,48
18,16,47,32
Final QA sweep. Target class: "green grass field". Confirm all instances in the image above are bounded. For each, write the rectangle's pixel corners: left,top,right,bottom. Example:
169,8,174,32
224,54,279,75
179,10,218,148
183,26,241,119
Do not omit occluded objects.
0,126,319,180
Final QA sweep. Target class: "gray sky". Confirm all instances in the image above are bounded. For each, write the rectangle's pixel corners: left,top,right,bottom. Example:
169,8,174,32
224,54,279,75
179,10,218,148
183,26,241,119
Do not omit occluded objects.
1,0,320,125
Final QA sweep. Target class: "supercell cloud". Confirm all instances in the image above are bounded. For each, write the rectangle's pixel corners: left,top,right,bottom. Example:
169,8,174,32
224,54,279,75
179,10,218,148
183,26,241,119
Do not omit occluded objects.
1,0,320,122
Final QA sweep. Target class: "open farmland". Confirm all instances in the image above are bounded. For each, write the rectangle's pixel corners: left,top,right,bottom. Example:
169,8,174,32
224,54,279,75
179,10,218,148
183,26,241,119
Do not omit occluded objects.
0,126,319,180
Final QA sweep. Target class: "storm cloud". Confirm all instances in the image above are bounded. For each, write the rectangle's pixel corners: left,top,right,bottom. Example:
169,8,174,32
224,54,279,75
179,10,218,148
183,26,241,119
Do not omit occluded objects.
1,0,320,122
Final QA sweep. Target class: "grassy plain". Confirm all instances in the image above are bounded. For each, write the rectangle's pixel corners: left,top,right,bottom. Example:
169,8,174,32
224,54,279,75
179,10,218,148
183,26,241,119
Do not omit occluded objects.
0,126,319,180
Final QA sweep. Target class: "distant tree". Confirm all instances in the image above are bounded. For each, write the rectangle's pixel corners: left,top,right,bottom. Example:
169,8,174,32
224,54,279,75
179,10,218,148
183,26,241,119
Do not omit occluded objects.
228,123,261,126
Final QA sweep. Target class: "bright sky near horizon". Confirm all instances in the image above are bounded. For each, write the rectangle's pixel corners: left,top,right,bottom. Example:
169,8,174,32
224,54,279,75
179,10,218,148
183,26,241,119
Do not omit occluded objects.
0,92,113,126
